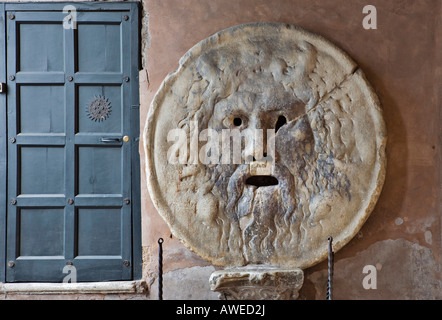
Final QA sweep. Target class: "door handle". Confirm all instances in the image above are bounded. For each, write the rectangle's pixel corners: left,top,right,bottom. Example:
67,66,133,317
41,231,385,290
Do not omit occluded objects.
100,137,121,143
0,83,6,93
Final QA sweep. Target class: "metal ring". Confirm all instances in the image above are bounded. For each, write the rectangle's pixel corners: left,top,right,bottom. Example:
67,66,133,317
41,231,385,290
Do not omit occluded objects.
158,238,164,244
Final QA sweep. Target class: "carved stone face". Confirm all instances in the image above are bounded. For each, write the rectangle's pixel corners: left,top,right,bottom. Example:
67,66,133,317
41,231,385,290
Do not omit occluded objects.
145,23,387,269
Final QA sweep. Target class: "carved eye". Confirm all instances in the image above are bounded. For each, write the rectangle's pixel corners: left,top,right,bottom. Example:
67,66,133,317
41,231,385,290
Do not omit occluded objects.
233,117,242,126
223,115,246,128
275,115,287,133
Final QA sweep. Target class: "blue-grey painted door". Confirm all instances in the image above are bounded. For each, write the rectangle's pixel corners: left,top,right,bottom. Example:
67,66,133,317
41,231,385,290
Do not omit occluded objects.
2,2,141,282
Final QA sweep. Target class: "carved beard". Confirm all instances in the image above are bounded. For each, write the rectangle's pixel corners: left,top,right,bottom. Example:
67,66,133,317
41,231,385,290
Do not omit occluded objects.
226,164,299,264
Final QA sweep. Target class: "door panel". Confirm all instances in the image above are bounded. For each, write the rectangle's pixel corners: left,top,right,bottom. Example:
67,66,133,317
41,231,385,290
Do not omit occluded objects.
77,85,122,133
19,85,65,134
20,146,65,194
77,146,122,194
18,208,64,257
19,23,64,72
76,208,122,256
77,23,122,73
3,2,140,282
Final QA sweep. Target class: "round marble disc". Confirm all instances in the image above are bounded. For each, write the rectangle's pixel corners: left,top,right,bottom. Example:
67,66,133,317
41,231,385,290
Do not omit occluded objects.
144,22,387,269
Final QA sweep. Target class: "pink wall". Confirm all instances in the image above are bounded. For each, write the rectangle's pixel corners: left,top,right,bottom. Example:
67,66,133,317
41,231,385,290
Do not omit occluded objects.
140,0,441,299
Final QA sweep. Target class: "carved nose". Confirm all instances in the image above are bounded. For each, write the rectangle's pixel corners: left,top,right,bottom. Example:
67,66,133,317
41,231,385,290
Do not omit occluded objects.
242,120,270,163
248,152,268,162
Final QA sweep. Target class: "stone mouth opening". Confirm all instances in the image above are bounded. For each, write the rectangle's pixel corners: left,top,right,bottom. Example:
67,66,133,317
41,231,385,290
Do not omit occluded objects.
245,175,279,187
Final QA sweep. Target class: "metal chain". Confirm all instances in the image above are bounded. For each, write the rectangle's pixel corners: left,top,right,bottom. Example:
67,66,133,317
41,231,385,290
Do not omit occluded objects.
326,236,334,300
158,238,164,300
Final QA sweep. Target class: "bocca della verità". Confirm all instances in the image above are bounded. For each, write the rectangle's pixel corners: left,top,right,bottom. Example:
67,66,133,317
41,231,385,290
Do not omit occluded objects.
144,22,387,271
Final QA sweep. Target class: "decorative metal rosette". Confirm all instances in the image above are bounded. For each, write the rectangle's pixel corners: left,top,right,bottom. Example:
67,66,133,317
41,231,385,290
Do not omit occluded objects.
86,95,112,122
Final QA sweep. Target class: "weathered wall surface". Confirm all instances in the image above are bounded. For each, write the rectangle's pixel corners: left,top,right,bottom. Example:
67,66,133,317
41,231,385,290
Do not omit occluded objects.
140,0,441,300
0,0,440,300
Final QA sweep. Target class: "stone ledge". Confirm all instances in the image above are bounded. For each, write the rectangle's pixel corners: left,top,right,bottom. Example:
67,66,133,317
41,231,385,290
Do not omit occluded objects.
0,280,148,295
210,265,304,300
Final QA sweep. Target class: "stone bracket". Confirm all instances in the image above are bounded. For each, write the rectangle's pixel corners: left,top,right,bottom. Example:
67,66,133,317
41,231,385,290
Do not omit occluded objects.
209,266,304,300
